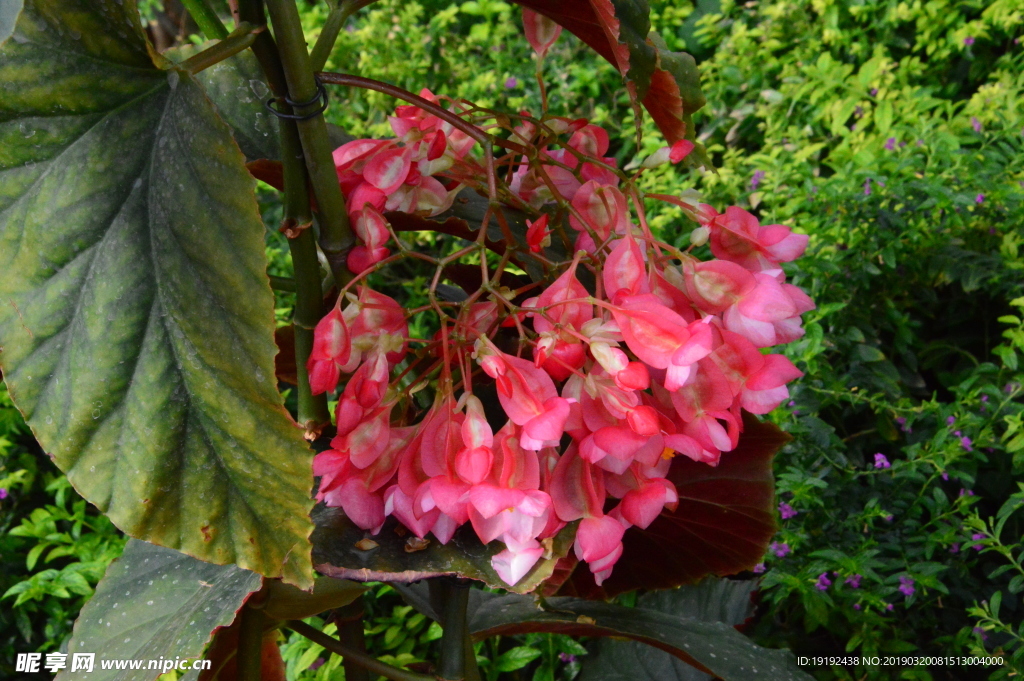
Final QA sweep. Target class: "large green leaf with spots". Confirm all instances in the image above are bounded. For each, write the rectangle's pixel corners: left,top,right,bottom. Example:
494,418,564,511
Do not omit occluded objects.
57,540,263,681
0,0,314,586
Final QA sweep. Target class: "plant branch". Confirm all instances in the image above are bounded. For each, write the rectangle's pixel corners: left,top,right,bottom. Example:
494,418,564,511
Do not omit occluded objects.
180,22,260,75
286,619,434,681
237,603,266,681
437,579,472,681
265,0,354,288
281,116,331,436
181,0,230,40
334,602,371,681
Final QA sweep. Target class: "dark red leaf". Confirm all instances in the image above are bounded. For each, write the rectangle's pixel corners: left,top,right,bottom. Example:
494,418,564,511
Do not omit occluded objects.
560,412,787,598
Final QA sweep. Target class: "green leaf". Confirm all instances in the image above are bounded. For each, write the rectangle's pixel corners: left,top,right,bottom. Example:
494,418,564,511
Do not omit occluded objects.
579,578,759,681
0,0,21,47
56,539,262,681
0,0,314,586
311,507,576,594
165,41,281,162
468,591,811,681
495,645,543,672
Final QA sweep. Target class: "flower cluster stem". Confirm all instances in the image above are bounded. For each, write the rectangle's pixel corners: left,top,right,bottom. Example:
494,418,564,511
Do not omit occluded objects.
180,22,260,75
436,579,473,681
237,603,266,681
264,0,354,287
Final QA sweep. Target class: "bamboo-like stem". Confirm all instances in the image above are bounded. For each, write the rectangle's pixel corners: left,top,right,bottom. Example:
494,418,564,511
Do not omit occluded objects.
281,118,331,435
436,579,472,681
265,0,354,288
286,620,433,681
180,22,259,74
236,604,265,681
309,0,376,72
181,0,230,39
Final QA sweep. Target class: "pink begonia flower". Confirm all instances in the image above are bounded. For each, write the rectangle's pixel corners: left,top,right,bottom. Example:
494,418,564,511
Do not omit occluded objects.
348,204,392,273
707,206,809,271
611,294,714,390
569,181,630,241
476,339,572,449
522,8,562,58
603,232,651,303
575,514,627,585
526,214,552,253
307,307,351,395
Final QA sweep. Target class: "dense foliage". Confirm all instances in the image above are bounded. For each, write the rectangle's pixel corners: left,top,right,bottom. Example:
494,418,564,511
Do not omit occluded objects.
2,0,1022,679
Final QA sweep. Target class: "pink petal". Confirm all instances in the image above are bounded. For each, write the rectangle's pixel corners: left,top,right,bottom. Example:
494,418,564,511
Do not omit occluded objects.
491,542,545,586
364,146,412,194
575,515,626,563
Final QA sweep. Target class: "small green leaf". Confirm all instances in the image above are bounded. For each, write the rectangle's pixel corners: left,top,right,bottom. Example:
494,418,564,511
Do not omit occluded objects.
56,540,262,681
495,646,543,672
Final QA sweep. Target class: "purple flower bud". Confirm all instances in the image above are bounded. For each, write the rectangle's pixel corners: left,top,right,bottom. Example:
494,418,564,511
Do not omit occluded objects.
884,137,896,150
942,472,949,481
505,76,518,89
309,658,326,671
947,416,956,425
845,574,862,589
885,514,894,522
816,572,832,591
971,533,986,550
863,179,872,195
0,488,7,500
886,603,894,611
559,653,579,664
898,575,915,597
788,400,796,407
964,36,975,45
950,543,960,553
981,395,989,402
874,453,891,469
973,626,988,641
972,117,982,133
770,541,791,558
779,502,798,519
960,436,973,451
753,562,766,574
853,603,861,610
750,170,766,191
954,430,962,437
870,88,878,96
976,194,985,204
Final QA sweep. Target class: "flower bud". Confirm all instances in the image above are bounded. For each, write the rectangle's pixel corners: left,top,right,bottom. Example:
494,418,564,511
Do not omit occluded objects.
689,226,710,247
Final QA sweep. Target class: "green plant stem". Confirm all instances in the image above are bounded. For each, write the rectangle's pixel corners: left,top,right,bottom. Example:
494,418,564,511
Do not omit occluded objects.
237,603,266,681
437,580,472,681
334,602,371,681
236,0,289,98
309,0,379,72
286,620,434,681
181,0,230,39
264,0,354,288
180,22,259,75
268,274,296,292
282,130,331,433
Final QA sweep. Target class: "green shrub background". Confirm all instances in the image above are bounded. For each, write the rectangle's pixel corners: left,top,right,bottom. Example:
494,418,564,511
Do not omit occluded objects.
2,0,1023,678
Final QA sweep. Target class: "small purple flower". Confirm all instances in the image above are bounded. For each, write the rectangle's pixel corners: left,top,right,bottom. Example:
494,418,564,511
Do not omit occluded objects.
886,603,894,611
750,170,766,191
874,453,891,469
504,76,518,89
559,653,579,664
898,576,915,597
971,533,986,550
973,626,988,641
972,117,983,133
845,574,862,589
0,488,7,500
961,436,973,451
981,395,989,402
853,603,861,610
959,488,975,497
964,36,975,46
788,400,796,407
863,178,872,195
942,472,949,481
870,88,878,97
947,416,956,425
884,137,896,150
309,658,326,671
753,562,766,574
895,416,910,432
779,502,798,519
770,542,791,558
816,572,832,591
885,514,894,522
950,543,960,553
976,194,985,204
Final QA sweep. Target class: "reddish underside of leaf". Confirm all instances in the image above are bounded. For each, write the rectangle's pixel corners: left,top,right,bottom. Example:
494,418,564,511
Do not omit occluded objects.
558,412,787,598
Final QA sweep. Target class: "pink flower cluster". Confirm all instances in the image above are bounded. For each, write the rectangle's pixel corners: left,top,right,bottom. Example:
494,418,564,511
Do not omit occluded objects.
309,100,813,588
332,89,475,273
